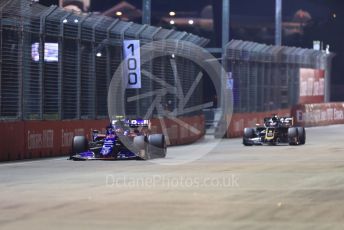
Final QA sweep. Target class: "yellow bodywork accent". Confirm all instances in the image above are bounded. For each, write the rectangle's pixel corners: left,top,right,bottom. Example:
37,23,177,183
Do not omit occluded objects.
265,129,275,140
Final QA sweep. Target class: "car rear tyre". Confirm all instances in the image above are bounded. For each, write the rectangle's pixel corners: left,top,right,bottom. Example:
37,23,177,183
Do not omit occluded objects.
297,127,306,145
288,127,298,145
148,134,167,159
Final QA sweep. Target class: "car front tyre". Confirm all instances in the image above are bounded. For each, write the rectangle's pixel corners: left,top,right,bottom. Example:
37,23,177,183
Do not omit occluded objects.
243,128,255,146
71,136,88,158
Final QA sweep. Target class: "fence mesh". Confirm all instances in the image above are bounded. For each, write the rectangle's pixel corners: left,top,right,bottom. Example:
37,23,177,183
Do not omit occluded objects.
0,0,208,120
224,40,333,113
3,1,333,121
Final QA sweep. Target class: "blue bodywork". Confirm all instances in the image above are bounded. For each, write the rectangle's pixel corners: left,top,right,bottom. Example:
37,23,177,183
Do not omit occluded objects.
70,119,151,161
72,134,138,160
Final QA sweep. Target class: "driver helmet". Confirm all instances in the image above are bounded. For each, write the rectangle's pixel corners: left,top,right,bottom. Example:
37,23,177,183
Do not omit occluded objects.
113,120,125,128
269,114,279,126
106,124,115,135
113,120,125,134
272,114,279,120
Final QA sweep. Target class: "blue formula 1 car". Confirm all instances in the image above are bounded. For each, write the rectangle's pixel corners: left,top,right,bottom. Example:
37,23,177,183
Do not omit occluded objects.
70,119,167,160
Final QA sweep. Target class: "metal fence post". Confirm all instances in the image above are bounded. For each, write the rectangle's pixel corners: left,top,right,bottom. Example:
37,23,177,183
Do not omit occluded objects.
222,0,230,52
275,0,282,46
77,13,92,119
106,19,119,88
58,12,73,120
38,6,59,120
91,17,105,119
18,2,25,120
142,0,151,25
0,0,12,118
324,54,335,102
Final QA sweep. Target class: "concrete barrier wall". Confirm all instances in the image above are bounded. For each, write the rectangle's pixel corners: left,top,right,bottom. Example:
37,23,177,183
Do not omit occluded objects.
0,115,204,161
2,103,343,161
150,116,205,146
0,121,25,161
292,103,344,127
0,120,108,161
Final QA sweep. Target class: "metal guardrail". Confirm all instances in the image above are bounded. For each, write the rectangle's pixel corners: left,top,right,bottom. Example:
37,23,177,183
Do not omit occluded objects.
0,0,208,120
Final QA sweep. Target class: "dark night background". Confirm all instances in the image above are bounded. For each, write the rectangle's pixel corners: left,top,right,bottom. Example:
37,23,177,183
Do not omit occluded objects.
40,0,344,100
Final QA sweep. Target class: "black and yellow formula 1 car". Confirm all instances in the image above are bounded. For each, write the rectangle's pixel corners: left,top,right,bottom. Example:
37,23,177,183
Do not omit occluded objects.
243,115,306,146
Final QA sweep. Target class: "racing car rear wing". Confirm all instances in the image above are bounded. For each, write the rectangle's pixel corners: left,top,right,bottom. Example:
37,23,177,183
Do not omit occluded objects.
263,117,294,127
127,119,149,128
279,117,294,127
112,119,150,128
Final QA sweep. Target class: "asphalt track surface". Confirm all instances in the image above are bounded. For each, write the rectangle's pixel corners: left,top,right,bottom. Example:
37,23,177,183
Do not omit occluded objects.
1,125,344,230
